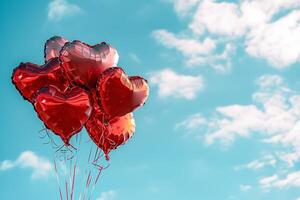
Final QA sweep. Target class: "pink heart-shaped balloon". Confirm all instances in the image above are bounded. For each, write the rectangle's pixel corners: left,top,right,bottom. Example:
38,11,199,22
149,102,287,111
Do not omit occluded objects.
12,58,70,102
60,40,119,89
97,67,149,117
34,86,92,145
44,36,69,62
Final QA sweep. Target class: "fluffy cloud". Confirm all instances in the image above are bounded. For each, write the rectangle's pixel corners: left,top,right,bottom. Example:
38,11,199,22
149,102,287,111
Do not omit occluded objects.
157,0,300,68
175,113,207,130
48,0,82,21
152,30,215,64
235,154,276,170
152,29,234,71
259,175,279,189
200,75,298,147
149,68,204,100
0,151,52,179
153,29,216,56
260,171,300,189
177,74,300,189
246,10,300,67
0,160,14,171
189,0,245,36
96,190,116,200
177,74,300,149
172,0,201,17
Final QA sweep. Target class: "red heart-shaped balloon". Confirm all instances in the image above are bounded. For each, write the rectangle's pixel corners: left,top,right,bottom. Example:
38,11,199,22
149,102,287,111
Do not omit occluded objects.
12,58,70,102
97,67,149,117
44,36,68,62
86,91,135,160
60,40,118,89
34,86,92,145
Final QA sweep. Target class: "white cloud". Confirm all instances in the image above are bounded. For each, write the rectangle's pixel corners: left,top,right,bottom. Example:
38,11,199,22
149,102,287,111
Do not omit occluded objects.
235,154,277,171
259,175,279,189
256,74,284,89
0,151,52,179
189,0,300,36
177,74,300,161
175,113,206,130
198,74,298,147
278,151,300,168
96,190,116,200
189,0,245,37
152,29,215,63
260,171,300,189
0,160,14,170
246,10,300,67
240,184,252,192
152,29,234,71
149,68,204,100
173,0,201,17
48,0,82,21
159,0,300,69
177,74,300,190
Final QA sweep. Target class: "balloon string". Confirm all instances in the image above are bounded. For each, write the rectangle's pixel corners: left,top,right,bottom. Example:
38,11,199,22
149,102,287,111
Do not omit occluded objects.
53,159,63,200
82,171,92,200
46,128,60,149
70,162,76,200
70,132,81,200
64,150,69,200
85,114,109,199
81,115,108,200
88,148,110,200
87,150,100,200
65,180,69,200
38,127,59,148
79,145,93,200
68,148,73,200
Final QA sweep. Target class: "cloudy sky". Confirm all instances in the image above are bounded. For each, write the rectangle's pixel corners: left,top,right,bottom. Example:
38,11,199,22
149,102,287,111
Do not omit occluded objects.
1,0,300,199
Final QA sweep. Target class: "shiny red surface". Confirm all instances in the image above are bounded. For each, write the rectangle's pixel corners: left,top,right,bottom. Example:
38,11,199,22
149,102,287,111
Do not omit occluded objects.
60,40,118,89
86,99,135,159
44,36,68,62
12,37,149,156
97,67,149,117
12,58,70,102
34,86,92,145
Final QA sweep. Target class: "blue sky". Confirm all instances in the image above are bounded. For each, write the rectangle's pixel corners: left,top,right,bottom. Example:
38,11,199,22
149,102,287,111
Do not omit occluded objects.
2,0,300,199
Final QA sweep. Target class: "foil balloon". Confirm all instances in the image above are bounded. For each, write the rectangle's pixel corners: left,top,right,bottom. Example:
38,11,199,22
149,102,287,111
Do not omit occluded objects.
86,113,135,160
59,40,119,89
86,90,135,159
11,36,150,200
86,108,135,160
12,36,149,159
97,67,149,117
34,86,92,145
12,58,69,102
44,36,69,62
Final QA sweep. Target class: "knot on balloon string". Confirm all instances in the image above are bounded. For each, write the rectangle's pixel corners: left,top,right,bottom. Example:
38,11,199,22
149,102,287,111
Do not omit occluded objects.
87,147,110,176
92,161,110,172
89,149,110,190
55,144,78,161
92,149,110,170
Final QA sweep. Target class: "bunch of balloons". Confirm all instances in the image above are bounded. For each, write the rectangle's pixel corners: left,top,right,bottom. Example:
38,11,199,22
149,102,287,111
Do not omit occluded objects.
12,36,149,159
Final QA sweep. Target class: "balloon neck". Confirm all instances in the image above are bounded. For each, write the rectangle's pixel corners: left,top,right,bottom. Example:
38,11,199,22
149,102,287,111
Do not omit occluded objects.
63,138,70,146
105,153,110,161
